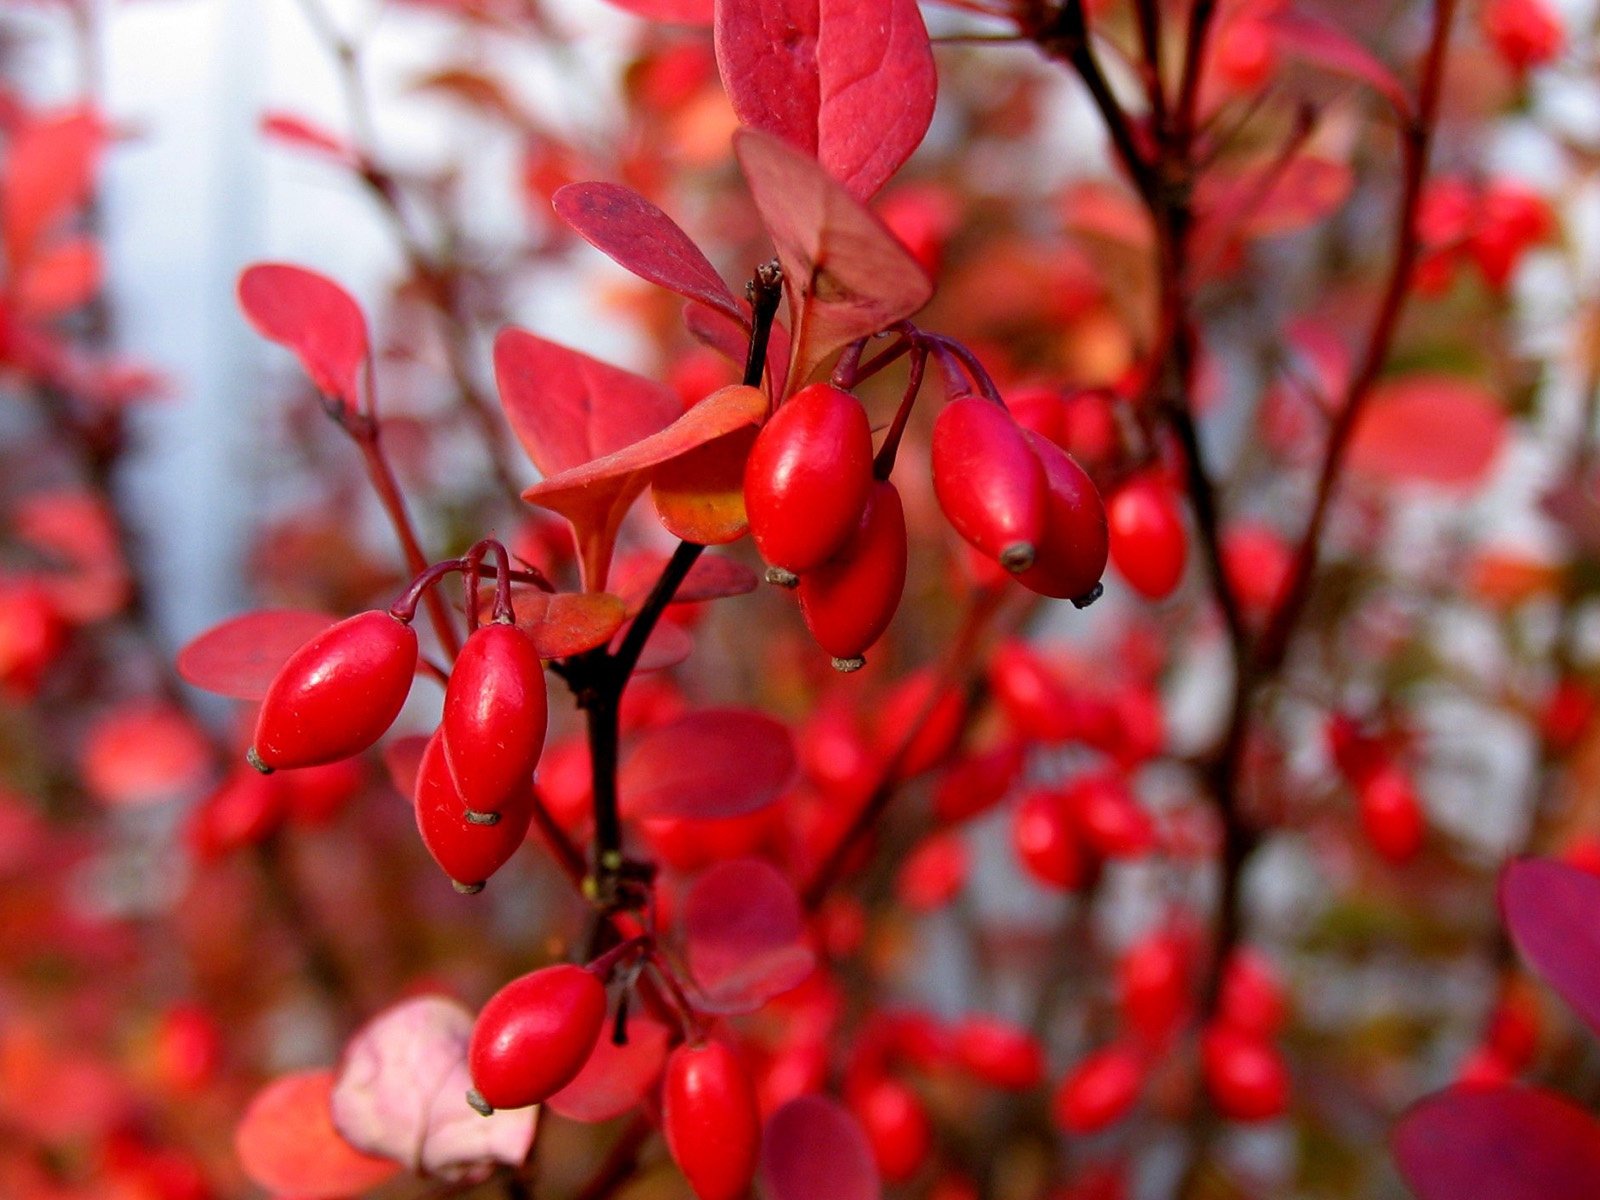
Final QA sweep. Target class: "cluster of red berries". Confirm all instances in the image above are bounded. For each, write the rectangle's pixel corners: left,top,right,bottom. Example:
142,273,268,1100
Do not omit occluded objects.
1416,176,1556,295
467,960,761,1200
744,383,1110,671
1326,713,1426,865
246,548,550,892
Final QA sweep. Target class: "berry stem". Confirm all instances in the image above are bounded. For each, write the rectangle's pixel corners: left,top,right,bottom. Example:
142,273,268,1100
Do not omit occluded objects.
873,344,929,480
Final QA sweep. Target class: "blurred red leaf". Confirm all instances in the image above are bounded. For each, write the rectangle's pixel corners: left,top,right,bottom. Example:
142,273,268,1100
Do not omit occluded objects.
12,237,100,317
1269,10,1411,117
617,552,758,612
553,183,744,324
260,111,356,165
176,610,338,700
79,701,211,808
332,996,536,1180
237,263,370,412
14,489,129,621
735,129,931,387
682,300,792,396
602,0,713,21
235,1070,401,1197
1393,1085,1600,1199
1,106,104,270
619,707,795,818
515,590,628,658
614,616,696,673
520,383,766,587
546,1015,671,1122
1501,858,1600,1036
761,1095,881,1200
715,0,935,199
1197,156,1353,242
684,857,815,1011
1347,376,1506,487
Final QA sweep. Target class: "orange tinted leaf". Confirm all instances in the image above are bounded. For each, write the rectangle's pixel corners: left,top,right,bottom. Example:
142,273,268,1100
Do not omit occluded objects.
1348,376,1507,487
12,237,100,317
1,107,104,269
651,424,759,543
515,591,627,658
235,1070,400,1198
735,129,931,388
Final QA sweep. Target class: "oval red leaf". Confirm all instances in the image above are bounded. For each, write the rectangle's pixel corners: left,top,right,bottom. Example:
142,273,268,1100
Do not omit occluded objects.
553,183,743,323
619,707,796,819
1501,857,1600,1036
1347,376,1507,488
1393,1085,1600,1200
235,1069,401,1197
715,0,935,200
684,858,816,1011
761,1095,881,1200
238,263,370,412
546,1015,671,1122
177,610,339,700
516,591,628,659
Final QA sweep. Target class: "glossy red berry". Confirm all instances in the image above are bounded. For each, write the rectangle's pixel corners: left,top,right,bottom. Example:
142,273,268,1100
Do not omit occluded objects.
249,610,417,772
951,1016,1044,1091
1107,475,1188,600
1012,789,1084,890
932,396,1048,572
1052,1046,1144,1133
1481,0,1564,73
1217,950,1288,1038
443,622,548,814
797,479,907,671
1013,433,1108,602
1067,772,1155,858
468,963,607,1112
1200,1026,1289,1121
745,383,874,575
988,640,1075,741
851,1075,932,1183
663,1040,761,1200
1357,761,1424,864
879,669,968,780
415,731,532,891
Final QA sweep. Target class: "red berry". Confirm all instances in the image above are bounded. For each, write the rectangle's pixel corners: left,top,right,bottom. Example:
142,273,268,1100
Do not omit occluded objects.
1356,761,1424,864
1200,1026,1289,1121
414,731,532,890
1108,475,1188,600
186,768,288,860
951,1016,1044,1091
932,396,1048,572
896,832,969,911
879,669,968,780
932,741,1024,823
443,622,548,814
797,479,907,670
1217,949,1287,1038
1052,1046,1144,1133
1480,0,1564,73
1117,932,1189,1045
1013,790,1084,890
988,640,1075,741
0,577,65,693
745,383,874,575
468,963,607,1111
1067,772,1155,858
1013,433,1108,602
249,610,417,772
663,1040,761,1200
851,1075,932,1183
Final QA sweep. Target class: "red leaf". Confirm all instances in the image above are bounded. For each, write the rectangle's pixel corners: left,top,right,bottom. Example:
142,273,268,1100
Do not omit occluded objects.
616,552,759,612
515,591,628,658
761,1095,881,1200
177,610,339,701
79,701,211,808
553,183,743,324
261,112,357,166
235,1070,401,1198
1,106,104,270
684,858,815,1011
546,1015,671,1122
1196,156,1354,243
519,383,767,588
1269,10,1411,118
1347,375,1507,488
1393,1085,1600,1200
237,263,370,412
601,0,714,21
332,996,536,1181
735,129,931,387
613,617,696,673
619,707,796,819
683,301,793,397
714,0,935,199
1501,858,1600,1037
12,237,100,317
